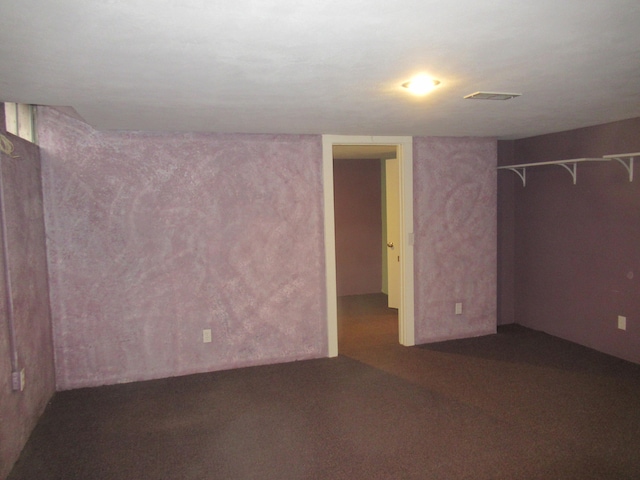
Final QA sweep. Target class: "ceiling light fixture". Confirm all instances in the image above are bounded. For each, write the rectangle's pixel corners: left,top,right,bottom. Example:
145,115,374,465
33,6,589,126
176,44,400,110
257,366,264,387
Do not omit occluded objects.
464,91,521,100
402,76,441,95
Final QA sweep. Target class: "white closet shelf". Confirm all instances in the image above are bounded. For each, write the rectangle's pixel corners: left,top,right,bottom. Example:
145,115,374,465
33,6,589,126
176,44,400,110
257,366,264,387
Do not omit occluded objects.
497,158,608,186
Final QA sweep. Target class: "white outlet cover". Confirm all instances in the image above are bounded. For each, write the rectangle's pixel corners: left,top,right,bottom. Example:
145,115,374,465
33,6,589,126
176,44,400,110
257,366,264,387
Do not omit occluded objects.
203,329,212,343
455,303,463,315
618,316,627,330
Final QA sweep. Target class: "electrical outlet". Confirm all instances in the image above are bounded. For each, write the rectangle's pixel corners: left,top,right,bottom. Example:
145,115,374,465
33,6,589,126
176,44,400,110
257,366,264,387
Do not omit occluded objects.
203,329,212,343
11,368,25,391
455,302,463,315
618,316,627,331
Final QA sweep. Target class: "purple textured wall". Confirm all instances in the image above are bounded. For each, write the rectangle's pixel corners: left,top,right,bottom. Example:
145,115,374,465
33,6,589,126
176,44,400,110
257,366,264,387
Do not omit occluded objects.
413,137,497,343
0,118,56,478
497,140,516,325
333,159,382,296
498,117,640,363
37,107,327,390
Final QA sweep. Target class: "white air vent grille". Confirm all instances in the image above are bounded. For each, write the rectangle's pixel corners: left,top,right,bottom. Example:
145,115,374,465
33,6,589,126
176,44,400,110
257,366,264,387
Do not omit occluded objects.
464,92,521,100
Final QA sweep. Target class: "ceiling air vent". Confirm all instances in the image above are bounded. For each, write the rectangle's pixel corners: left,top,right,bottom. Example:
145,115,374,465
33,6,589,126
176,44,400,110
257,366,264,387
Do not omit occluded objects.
464,91,521,100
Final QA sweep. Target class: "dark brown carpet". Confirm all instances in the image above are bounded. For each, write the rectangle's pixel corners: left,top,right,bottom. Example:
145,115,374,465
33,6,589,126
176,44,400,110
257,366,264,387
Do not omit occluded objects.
8,294,640,479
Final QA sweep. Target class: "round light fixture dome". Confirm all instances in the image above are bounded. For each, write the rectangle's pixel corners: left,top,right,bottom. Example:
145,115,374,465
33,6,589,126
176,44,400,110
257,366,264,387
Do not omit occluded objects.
402,76,441,95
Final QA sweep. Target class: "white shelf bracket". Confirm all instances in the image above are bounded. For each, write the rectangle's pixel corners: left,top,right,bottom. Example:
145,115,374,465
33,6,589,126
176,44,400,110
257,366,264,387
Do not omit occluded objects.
558,162,577,185
503,166,527,186
603,154,635,182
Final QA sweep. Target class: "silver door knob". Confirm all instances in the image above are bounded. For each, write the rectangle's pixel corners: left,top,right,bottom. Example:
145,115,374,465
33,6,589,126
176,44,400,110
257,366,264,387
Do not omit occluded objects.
387,242,394,248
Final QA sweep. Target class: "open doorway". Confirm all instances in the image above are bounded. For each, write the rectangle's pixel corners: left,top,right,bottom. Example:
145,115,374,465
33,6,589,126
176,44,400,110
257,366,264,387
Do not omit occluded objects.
322,135,415,357
332,147,399,353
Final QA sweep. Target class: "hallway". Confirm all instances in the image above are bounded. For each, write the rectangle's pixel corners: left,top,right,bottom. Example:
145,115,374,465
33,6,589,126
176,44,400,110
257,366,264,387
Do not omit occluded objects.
337,293,398,355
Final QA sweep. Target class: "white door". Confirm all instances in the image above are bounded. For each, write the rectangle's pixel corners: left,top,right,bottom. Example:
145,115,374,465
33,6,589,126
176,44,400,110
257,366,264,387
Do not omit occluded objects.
385,158,400,309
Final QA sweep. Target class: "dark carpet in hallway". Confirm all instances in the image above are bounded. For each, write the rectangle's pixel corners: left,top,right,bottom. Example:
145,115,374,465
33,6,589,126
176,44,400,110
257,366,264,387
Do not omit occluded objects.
8,294,640,479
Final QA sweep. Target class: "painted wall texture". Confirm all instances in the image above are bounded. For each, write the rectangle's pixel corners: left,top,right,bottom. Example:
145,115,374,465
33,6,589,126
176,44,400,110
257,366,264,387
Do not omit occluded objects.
333,159,382,296
0,120,56,478
413,137,497,343
497,140,516,326
37,107,327,390
499,117,640,363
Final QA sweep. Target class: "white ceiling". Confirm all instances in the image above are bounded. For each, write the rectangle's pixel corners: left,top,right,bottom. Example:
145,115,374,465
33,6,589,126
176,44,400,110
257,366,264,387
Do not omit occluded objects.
1,0,639,139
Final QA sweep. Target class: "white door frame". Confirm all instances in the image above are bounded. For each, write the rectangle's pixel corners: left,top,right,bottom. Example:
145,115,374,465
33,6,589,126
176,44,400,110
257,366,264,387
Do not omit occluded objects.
323,135,415,357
